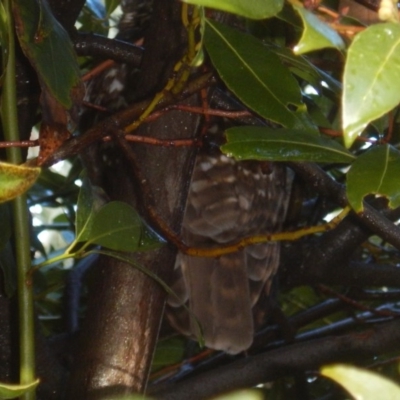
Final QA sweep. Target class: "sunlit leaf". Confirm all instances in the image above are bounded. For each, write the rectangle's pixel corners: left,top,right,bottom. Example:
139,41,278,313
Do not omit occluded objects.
292,5,345,54
204,19,313,130
221,127,355,163
85,201,142,251
182,0,283,19
0,379,39,399
342,23,400,148
0,162,40,203
271,45,341,96
347,144,400,212
13,0,83,108
321,364,400,400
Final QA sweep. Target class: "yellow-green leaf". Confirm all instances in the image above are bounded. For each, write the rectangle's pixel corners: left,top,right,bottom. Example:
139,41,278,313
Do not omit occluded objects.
321,364,400,400
347,145,400,212
0,162,40,203
343,23,400,148
0,379,39,399
292,5,345,54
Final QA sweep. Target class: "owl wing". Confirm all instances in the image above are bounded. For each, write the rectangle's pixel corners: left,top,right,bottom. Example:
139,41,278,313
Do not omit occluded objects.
167,153,290,354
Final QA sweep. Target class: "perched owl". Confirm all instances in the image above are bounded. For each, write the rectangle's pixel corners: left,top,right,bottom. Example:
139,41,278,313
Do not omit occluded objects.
83,0,291,354
167,148,291,354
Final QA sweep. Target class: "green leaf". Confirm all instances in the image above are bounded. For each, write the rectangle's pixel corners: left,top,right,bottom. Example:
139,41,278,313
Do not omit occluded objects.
0,162,40,203
13,0,83,108
0,379,39,399
271,44,341,96
75,173,96,242
75,170,109,244
204,19,312,130
138,222,166,251
85,201,142,252
105,0,120,15
342,23,400,148
182,0,283,19
152,337,185,368
321,364,400,400
292,5,345,54
347,144,400,212
221,127,355,163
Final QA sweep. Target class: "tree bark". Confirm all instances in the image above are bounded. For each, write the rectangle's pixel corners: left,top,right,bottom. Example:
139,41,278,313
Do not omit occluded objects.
66,1,202,398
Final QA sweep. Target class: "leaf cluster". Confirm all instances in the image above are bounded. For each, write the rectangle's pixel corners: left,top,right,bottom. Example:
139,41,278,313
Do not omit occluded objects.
1,0,400,399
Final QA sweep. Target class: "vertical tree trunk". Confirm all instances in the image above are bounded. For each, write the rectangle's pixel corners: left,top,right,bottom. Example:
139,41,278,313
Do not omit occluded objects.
67,2,202,398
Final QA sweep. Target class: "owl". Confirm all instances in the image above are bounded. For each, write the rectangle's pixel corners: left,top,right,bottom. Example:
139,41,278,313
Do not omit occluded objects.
83,0,291,354
167,148,291,354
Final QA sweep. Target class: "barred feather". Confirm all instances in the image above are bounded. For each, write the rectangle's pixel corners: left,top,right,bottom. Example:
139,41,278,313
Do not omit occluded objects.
167,152,291,354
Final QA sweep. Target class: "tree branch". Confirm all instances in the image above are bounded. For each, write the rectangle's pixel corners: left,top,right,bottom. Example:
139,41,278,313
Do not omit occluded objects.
152,318,400,400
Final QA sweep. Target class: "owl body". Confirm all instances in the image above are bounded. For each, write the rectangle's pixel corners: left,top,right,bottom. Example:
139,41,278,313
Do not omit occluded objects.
84,0,291,354
167,151,290,354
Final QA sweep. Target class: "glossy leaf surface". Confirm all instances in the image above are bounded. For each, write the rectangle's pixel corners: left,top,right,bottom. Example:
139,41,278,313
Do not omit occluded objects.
204,19,312,129
343,23,400,147
293,5,345,54
13,0,83,108
321,364,400,400
347,144,400,212
222,127,355,163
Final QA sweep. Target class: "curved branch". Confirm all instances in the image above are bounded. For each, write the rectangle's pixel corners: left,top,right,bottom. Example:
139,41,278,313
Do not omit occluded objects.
289,162,400,250
73,33,143,65
44,73,216,166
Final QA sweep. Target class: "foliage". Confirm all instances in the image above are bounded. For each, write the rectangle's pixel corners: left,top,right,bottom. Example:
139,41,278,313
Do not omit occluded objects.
321,364,400,399
0,0,400,399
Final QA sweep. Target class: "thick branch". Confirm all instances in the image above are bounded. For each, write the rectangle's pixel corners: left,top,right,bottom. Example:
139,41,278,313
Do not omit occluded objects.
152,318,400,400
66,1,202,398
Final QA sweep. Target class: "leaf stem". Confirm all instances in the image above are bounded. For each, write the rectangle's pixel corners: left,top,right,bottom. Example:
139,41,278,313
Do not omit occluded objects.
1,1,36,398
30,251,78,276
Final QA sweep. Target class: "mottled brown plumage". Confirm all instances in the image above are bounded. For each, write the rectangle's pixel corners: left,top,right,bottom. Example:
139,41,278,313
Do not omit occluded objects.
167,151,291,354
